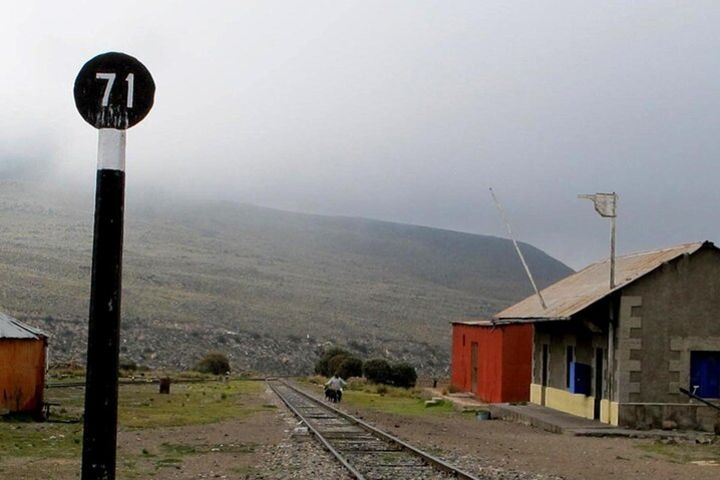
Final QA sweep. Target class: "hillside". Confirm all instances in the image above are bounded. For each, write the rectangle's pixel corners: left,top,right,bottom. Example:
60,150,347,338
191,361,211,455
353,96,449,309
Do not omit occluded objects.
0,180,572,374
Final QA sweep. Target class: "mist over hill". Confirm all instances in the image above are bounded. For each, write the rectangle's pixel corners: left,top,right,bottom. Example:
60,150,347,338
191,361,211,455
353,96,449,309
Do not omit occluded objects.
0,180,572,374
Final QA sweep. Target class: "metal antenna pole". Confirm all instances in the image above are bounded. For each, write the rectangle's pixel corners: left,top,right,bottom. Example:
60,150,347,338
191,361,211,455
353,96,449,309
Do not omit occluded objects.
578,192,618,290
489,188,547,309
610,199,616,289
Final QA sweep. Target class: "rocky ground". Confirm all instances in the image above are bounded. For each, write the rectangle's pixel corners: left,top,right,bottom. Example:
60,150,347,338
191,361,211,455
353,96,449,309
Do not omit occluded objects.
35,314,448,376
338,402,720,480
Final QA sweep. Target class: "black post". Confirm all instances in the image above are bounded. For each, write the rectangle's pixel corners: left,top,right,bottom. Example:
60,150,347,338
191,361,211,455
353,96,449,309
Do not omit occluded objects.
81,167,125,480
74,52,154,480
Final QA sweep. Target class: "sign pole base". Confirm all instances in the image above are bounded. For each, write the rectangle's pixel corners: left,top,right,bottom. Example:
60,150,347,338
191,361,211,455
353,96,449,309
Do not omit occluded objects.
81,128,126,480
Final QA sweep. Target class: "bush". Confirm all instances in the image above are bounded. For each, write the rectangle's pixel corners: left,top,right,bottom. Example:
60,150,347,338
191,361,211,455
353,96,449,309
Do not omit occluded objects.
390,362,417,388
195,352,230,375
336,356,363,379
119,361,137,371
363,358,392,384
327,354,348,377
314,346,351,377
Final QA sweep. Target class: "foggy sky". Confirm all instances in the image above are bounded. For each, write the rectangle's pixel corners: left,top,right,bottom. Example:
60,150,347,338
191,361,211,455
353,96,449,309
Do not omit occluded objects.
2,1,720,268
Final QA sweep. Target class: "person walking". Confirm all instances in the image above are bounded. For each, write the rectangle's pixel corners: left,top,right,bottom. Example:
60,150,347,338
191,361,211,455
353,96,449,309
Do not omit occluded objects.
324,374,347,403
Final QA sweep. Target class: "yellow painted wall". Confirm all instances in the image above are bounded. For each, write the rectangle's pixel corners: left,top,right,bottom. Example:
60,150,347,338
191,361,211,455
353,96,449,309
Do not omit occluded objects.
530,383,542,404
609,401,618,425
544,386,594,418
530,384,619,425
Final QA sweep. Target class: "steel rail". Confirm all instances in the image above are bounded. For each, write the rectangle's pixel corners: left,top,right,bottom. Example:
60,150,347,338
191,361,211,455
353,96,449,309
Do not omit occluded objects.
272,379,481,480
268,381,368,479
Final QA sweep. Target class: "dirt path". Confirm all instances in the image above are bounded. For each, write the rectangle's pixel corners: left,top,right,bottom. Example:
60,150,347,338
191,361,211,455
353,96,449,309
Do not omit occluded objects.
117,402,284,479
339,404,719,480
128,384,351,479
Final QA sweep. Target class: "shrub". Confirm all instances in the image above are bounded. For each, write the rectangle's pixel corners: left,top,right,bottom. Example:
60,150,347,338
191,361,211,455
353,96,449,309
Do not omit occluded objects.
119,361,137,371
314,346,351,376
363,358,391,384
195,352,230,375
336,356,363,379
327,354,348,377
390,362,417,388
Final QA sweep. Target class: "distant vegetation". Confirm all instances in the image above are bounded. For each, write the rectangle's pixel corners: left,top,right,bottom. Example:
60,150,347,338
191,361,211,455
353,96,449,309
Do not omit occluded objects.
315,346,417,388
362,358,392,384
314,347,353,377
388,361,417,388
195,352,230,375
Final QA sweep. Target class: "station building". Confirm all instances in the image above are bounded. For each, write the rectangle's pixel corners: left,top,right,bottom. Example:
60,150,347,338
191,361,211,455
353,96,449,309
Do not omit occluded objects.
494,241,720,431
0,312,48,415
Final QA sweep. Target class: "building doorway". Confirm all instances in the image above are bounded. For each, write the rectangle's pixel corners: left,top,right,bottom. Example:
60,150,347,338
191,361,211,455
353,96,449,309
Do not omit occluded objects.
470,342,479,393
541,344,549,405
594,348,603,420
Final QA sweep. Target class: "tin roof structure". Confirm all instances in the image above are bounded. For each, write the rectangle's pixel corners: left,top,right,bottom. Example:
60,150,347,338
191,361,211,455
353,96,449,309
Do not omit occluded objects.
493,241,714,323
452,319,495,326
0,312,47,339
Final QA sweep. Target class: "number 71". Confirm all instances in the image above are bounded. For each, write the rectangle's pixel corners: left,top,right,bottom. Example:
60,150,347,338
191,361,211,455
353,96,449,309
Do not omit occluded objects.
96,73,134,108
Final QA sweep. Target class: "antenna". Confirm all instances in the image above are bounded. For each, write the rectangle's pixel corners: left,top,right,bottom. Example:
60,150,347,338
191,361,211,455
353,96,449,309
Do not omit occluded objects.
489,187,547,310
578,192,617,289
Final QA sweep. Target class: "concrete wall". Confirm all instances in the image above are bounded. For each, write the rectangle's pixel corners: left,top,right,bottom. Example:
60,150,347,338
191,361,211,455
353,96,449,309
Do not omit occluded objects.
620,247,720,404
619,404,720,432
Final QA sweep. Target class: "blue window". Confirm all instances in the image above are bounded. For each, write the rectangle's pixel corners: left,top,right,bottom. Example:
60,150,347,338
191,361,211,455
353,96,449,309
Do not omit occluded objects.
690,351,720,398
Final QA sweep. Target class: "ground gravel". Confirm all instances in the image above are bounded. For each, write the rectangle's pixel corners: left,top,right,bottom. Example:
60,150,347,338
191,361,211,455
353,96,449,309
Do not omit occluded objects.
243,387,353,480
439,451,565,480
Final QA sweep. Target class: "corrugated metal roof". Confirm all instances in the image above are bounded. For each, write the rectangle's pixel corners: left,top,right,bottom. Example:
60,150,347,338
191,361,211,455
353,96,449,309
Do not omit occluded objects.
0,312,47,339
452,319,495,326
494,241,713,322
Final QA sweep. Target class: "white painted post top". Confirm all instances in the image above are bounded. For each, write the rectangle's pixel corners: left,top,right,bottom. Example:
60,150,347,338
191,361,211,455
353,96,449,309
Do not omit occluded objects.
97,128,127,171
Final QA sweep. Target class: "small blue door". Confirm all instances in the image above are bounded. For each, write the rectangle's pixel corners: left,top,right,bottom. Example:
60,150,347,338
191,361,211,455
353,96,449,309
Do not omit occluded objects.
690,352,720,398
569,362,592,395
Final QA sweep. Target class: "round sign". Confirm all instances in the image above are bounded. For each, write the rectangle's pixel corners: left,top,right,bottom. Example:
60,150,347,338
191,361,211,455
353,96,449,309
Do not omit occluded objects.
74,52,155,129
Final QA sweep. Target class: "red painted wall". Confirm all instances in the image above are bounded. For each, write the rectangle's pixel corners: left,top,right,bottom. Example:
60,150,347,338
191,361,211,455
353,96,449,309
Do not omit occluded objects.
450,323,532,403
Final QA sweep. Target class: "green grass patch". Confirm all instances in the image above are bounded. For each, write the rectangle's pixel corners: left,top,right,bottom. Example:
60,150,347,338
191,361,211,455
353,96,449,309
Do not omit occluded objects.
0,421,83,460
0,379,264,475
341,390,454,416
118,380,263,428
636,441,720,464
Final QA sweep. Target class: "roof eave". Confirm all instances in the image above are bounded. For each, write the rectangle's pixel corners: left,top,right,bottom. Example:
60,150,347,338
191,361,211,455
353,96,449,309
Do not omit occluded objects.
493,316,571,324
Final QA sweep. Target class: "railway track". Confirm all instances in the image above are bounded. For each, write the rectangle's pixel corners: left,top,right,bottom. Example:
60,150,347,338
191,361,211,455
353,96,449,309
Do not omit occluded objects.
268,380,482,480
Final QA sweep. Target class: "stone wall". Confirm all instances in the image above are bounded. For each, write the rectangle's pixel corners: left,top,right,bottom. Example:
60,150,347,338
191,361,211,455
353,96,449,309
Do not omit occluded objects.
620,247,720,403
619,403,720,432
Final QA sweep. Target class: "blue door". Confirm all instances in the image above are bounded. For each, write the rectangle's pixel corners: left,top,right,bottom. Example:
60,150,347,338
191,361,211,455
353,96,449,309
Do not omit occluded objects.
690,351,720,398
